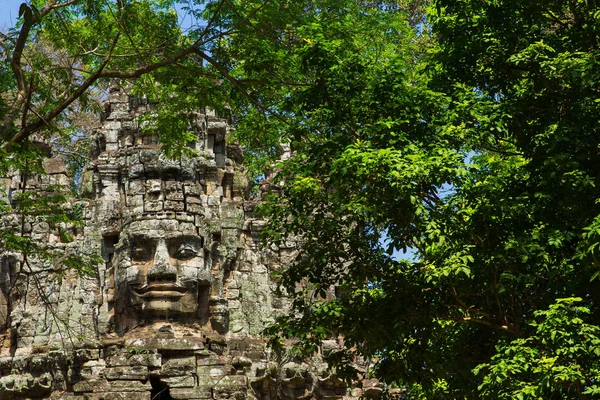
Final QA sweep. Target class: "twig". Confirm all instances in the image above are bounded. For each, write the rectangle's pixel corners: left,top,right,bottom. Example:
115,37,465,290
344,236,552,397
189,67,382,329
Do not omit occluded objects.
4,32,121,148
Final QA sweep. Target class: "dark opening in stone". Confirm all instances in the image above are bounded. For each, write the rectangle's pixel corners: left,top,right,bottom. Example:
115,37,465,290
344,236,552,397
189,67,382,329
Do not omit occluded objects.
150,376,174,400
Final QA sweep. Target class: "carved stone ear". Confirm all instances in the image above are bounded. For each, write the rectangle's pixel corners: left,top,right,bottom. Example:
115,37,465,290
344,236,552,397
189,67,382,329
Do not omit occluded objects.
209,298,229,334
0,254,17,331
106,270,115,305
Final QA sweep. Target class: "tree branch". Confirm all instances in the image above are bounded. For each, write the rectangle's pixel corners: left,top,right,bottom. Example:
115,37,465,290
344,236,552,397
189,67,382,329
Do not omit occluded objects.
50,0,80,10
1,0,273,146
455,316,521,335
191,48,290,126
3,33,121,149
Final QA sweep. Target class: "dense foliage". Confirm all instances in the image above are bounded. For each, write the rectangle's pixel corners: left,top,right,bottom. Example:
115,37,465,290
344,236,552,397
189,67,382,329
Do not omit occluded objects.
2,0,600,398
257,1,600,398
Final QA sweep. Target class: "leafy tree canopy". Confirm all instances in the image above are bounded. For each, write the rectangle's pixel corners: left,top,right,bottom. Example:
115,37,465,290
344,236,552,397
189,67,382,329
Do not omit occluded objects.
254,0,600,398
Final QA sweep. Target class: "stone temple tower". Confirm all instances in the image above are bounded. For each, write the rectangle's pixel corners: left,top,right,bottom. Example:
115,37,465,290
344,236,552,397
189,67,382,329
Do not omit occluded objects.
0,87,375,399
80,86,267,338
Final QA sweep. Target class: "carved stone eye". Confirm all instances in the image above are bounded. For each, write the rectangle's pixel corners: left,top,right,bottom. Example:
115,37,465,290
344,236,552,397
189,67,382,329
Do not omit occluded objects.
173,246,197,260
131,242,153,261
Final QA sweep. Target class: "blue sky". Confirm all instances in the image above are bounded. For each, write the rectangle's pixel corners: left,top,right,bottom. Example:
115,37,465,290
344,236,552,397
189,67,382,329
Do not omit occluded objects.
0,1,198,32
0,0,22,29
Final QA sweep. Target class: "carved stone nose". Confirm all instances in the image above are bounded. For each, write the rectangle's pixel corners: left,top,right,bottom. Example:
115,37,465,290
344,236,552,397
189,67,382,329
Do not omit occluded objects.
147,240,177,282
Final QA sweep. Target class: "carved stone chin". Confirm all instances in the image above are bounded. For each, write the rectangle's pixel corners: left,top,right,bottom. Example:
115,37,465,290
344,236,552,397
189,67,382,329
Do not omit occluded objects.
133,283,196,316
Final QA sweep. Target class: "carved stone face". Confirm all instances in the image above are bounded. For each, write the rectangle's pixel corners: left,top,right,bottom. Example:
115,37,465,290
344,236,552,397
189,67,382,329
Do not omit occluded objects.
114,220,210,319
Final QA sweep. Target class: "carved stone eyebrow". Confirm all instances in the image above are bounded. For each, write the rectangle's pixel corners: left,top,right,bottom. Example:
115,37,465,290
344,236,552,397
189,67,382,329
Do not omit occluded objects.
128,232,160,241
166,235,204,248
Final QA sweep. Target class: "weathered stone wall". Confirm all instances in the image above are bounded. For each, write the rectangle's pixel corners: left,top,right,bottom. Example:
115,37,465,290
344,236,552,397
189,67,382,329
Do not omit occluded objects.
0,87,377,399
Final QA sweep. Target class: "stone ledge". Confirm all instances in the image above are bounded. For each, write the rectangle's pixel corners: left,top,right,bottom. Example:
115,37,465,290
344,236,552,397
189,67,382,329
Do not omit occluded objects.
125,337,205,352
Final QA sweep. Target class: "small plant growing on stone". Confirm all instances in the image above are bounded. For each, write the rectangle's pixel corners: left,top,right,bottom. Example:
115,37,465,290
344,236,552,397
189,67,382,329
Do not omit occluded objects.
130,347,152,355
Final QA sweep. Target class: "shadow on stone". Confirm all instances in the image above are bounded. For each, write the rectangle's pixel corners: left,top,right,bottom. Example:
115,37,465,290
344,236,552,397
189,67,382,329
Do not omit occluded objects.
150,376,174,400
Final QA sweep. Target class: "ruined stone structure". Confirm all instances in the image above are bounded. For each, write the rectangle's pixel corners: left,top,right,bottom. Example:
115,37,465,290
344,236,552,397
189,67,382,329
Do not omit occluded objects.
0,88,379,399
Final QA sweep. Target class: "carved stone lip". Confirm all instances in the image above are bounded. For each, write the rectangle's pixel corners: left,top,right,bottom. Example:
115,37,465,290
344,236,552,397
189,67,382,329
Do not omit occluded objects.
133,284,187,299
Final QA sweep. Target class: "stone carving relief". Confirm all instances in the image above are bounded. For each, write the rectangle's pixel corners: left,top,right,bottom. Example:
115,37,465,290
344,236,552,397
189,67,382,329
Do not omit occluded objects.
115,223,209,319
0,87,378,399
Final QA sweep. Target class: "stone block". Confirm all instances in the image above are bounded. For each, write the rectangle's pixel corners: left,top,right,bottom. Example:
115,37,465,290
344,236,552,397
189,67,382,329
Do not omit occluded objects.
104,365,148,380
164,200,185,211
125,337,205,352
128,164,144,179
42,158,66,175
105,129,119,142
183,182,203,196
186,195,202,205
33,222,50,233
176,213,195,222
178,222,196,234
144,200,163,212
75,349,101,361
161,375,196,388
321,340,340,358
80,360,106,380
160,356,196,376
104,120,122,131
110,99,129,111
207,189,222,202
127,194,144,208
71,380,93,393
106,353,162,367
73,379,151,393
81,392,149,400
228,300,241,310
129,353,161,368
187,202,205,214
105,354,128,367
199,365,228,378
232,356,252,369
164,185,184,201
106,142,119,151
195,353,222,367
170,387,213,399
207,120,227,134
128,205,145,216
123,133,134,146
128,180,145,195
213,375,247,391
228,319,246,335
